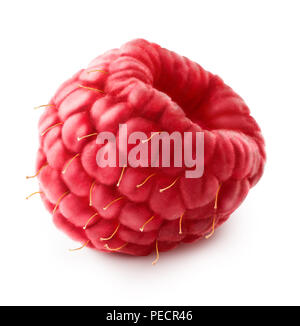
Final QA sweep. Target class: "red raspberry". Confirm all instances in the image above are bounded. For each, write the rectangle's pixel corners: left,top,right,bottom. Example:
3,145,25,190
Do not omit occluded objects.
33,39,265,262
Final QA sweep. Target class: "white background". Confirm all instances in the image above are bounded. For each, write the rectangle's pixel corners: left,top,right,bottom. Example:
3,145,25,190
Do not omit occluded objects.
0,0,299,306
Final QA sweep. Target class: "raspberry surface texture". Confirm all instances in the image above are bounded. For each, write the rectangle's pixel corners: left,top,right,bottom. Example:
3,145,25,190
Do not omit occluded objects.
36,39,266,257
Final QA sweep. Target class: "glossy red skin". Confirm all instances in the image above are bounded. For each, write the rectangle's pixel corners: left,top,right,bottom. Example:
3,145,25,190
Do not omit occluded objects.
36,39,265,256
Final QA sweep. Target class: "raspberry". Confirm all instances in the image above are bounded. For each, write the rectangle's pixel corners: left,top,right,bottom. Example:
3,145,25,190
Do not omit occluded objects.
32,39,265,262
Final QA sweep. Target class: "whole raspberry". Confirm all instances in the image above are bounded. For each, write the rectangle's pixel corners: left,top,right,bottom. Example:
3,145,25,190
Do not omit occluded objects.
33,39,265,263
